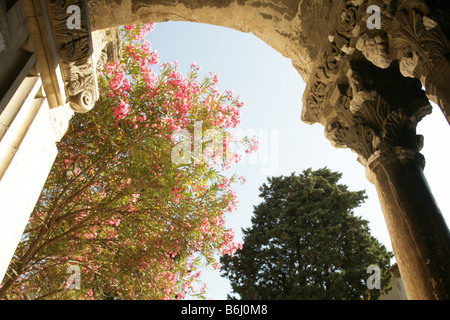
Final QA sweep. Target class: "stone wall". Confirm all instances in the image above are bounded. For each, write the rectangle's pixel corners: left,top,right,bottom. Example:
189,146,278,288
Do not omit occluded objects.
0,0,119,285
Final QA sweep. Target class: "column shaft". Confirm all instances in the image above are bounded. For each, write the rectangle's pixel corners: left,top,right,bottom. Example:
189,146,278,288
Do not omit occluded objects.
369,150,450,299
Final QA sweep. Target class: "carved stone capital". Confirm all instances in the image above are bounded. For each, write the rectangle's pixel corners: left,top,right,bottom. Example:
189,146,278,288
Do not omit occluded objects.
390,7,450,81
47,0,98,113
340,0,450,125
323,58,431,169
352,0,450,79
302,0,445,160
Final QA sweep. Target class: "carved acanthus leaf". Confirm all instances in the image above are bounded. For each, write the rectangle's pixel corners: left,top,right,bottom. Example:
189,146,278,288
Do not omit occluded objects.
381,108,422,151
325,118,378,161
324,64,431,164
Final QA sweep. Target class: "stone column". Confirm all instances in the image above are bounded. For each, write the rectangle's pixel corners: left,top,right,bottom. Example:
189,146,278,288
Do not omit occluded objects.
323,56,450,299
299,0,450,299
368,149,450,299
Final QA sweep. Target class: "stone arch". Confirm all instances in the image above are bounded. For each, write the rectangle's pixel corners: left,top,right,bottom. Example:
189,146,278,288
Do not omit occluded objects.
87,0,338,82
87,0,450,127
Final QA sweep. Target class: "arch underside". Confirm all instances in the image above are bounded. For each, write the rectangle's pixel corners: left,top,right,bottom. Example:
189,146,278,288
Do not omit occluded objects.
87,0,340,83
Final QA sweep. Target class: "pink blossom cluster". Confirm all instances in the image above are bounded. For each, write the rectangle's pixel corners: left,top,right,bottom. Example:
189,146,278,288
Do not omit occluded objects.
245,134,259,154
4,23,255,300
124,23,156,40
219,228,243,257
112,100,131,119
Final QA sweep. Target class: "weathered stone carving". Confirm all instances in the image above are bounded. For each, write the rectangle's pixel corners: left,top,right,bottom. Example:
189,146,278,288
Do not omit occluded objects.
390,7,450,80
302,0,365,125
356,32,393,68
324,58,431,167
338,0,450,83
94,28,123,73
47,0,98,113
352,0,450,123
303,0,450,126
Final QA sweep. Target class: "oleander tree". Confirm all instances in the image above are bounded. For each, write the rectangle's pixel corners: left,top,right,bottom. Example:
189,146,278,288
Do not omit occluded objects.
220,168,394,300
0,24,257,300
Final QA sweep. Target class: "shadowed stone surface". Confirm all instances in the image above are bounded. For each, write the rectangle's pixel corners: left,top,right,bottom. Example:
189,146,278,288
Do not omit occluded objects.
88,0,338,82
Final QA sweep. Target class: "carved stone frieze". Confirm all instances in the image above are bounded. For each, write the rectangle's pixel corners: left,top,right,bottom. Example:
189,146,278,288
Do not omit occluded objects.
301,41,345,124
47,0,98,113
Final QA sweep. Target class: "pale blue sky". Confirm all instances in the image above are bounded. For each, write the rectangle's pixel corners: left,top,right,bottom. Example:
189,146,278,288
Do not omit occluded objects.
147,21,450,300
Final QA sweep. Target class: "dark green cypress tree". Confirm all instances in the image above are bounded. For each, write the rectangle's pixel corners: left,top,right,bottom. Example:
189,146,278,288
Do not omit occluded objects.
220,168,393,300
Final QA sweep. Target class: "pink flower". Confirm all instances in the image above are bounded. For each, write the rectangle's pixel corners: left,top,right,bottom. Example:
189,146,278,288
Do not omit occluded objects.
213,73,220,84
109,68,125,90
123,78,131,91
108,219,121,227
113,100,131,119
143,23,156,33
245,135,259,154
168,70,184,87
142,67,157,88
104,61,120,76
